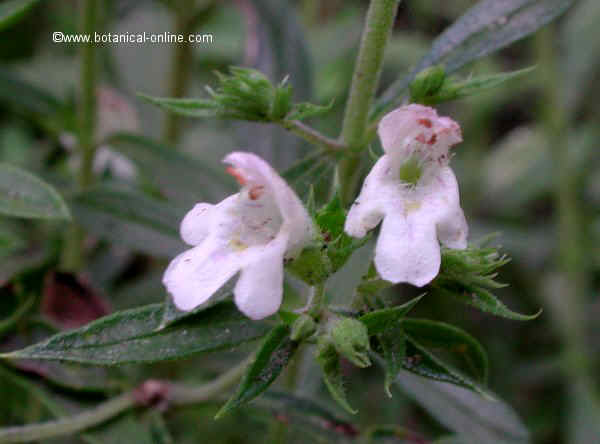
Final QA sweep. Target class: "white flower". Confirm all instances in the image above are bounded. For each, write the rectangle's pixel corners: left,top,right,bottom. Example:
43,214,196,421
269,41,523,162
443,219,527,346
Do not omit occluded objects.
345,104,468,287
163,152,313,320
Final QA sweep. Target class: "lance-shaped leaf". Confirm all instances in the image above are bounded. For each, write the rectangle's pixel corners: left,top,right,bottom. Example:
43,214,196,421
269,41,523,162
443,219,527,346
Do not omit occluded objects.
0,0,42,32
403,319,489,382
1,302,271,365
412,66,536,105
315,336,356,415
378,326,406,398
374,0,573,118
69,185,184,257
359,294,425,335
216,325,298,418
0,163,70,220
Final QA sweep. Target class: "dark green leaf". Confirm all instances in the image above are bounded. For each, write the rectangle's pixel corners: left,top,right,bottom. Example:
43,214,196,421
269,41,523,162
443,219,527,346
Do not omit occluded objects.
374,0,573,118
0,0,41,32
69,184,184,257
399,338,489,398
359,294,426,335
159,280,235,328
216,325,298,418
1,301,271,365
0,163,70,220
402,319,489,382
392,368,529,444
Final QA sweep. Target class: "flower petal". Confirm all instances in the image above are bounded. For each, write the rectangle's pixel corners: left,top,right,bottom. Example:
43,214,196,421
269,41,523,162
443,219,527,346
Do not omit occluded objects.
437,208,468,249
223,151,313,256
162,238,242,311
180,203,215,246
420,167,468,249
233,233,288,320
374,208,441,287
345,155,399,238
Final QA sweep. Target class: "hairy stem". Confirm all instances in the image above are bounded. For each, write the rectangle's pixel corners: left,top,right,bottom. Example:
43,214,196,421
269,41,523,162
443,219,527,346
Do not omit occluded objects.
60,0,98,271
0,355,252,444
336,0,399,205
281,120,345,152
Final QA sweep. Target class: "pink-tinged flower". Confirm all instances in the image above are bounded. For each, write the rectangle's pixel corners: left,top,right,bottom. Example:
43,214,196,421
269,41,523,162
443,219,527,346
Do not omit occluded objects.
163,152,313,320
345,104,468,287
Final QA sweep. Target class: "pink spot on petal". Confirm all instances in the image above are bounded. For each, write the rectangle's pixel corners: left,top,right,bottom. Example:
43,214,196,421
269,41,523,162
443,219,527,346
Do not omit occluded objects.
417,118,432,128
226,167,247,185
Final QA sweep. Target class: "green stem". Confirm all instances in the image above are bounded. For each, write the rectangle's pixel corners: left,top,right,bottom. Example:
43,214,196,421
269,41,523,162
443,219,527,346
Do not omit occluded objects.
0,394,134,444
162,1,216,145
336,0,399,205
163,6,193,146
281,120,345,152
307,283,326,318
60,0,99,271
0,356,251,444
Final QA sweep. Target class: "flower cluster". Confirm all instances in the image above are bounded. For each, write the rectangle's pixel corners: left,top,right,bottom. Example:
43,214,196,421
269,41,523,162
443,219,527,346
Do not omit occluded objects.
163,104,468,319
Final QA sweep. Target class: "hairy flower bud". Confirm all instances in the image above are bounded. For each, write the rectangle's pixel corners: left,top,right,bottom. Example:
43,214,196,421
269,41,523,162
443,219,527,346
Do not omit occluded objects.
330,318,371,368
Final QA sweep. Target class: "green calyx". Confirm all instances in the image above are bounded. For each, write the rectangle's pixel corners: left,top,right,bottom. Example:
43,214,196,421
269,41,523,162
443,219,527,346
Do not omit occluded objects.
398,157,423,185
330,317,372,368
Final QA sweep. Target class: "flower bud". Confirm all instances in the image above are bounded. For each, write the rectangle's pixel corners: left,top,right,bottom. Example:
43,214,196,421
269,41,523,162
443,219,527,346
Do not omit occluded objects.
409,65,446,104
290,314,317,342
330,318,371,368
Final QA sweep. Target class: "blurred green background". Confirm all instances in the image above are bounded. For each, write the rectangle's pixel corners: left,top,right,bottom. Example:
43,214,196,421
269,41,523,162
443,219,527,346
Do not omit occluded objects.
0,0,599,443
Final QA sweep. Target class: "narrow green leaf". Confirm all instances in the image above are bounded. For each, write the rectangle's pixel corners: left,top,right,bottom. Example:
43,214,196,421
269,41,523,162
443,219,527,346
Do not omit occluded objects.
415,66,536,105
316,337,356,415
359,294,426,335
378,327,406,398
374,0,573,118
216,325,298,418
1,302,271,365
69,185,184,257
402,318,489,382
0,163,70,220
0,0,41,32
286,100,333,121
400,339,490,398
436,285,541,321
137,94,221,118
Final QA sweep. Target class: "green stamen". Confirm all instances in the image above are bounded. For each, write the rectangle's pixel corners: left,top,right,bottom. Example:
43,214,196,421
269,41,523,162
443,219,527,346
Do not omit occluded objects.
398,157,422,185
